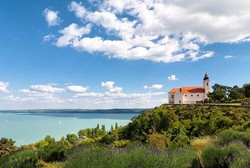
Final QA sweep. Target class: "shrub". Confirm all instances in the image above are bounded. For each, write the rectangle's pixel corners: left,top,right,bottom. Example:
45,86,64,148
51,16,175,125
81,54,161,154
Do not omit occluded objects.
216,130,250,147
0,149,38,168
80,138,95,145
202,143,249,168
64,144,201,168
66,134,78,145
148,133,169,150
201,130,250,168
38,143,66,162
111,140,130,148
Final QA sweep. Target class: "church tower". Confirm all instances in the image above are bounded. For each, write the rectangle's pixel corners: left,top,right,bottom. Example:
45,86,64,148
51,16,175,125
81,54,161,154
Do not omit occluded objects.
203,73,210,99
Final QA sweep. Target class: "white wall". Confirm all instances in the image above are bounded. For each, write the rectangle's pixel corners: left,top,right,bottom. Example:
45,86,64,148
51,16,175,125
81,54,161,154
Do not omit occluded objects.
168,93,175,104
174,92,183,104
182,93,205,104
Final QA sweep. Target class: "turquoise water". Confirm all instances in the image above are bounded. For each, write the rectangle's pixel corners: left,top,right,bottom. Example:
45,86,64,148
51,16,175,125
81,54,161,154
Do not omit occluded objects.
0,111,139,146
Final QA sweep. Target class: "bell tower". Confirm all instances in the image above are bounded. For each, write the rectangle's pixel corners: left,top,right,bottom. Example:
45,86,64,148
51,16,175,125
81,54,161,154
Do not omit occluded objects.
203,73,210,98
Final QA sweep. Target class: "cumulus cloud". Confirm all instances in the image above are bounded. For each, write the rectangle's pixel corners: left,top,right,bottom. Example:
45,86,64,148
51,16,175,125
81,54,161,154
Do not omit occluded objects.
144,84,163,90
66,85,88,93
43,8,61,26
101,81,123,93
49,0,250,63
56,23,91,47
50,1,223,63
0,82,9,93
168,75,178,81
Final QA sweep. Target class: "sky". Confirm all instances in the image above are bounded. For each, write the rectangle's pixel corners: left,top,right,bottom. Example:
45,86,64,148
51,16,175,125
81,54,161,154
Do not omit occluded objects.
0,0,250,110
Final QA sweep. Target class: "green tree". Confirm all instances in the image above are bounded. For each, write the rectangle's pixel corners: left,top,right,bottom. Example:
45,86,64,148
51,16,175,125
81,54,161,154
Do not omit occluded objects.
229,85,244,100
101,124,106,132
243,83,250,98
66,134,78,145
0,138,16,157
210,84,228,102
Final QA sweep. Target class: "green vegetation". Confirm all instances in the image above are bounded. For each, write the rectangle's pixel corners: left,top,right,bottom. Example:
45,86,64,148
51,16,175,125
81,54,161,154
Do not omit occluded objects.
208,83,250,104
0,149,38,168
202,130,250,168
0,104,249,167
64,144,200,168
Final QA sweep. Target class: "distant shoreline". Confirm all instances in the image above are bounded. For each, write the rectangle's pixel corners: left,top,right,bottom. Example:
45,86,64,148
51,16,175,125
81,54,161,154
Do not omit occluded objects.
0,108,149,114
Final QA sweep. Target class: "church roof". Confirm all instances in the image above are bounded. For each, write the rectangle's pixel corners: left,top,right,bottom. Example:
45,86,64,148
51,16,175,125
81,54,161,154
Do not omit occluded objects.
169,86,205,94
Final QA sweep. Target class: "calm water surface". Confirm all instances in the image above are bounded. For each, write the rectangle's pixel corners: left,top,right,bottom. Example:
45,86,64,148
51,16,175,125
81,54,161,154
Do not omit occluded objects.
0,111,139,146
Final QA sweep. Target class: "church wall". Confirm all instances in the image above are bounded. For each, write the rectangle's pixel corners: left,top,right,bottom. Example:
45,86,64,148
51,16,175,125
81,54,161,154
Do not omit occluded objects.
168,93,175,104
174,92,183,104
182,93,205,104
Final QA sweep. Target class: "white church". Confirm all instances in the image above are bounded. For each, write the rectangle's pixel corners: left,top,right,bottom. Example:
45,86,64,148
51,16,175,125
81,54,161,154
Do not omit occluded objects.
168,73,210,104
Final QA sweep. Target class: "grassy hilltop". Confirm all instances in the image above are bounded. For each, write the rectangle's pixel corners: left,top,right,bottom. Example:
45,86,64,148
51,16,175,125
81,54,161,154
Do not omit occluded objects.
1,104,250,168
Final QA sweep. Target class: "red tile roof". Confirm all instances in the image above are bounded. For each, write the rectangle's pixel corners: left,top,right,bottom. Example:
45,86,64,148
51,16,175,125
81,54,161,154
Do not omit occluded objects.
169,86,205,94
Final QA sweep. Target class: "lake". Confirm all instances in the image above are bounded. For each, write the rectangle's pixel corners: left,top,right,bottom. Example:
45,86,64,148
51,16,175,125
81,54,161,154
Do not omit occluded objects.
0,110,141,146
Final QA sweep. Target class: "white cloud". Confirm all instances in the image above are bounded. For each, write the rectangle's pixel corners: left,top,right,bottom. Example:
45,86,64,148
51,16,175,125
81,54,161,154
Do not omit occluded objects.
101,81,123,93
224,55,236,59
0,82,9,93
144,84,163,90
56,23,91,47
30,85,64,93
43,34,55,42
50,0,250,63
66,85,88,93
68,1,86,19
43,8,61,26
168,75,178,81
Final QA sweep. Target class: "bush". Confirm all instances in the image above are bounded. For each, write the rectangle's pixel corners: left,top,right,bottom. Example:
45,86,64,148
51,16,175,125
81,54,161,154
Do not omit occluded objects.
216,130,250,147
0,149,38,168
148,133,169,150
111,140,130,148
202,143,250,168
66,134,78,145
201,130,250,168
64,144,201,168
38,143,66,162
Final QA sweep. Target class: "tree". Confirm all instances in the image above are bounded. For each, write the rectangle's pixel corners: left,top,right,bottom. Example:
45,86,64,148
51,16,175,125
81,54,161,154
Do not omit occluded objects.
66,134,78,145
0,138,16,157
229,85,244,100
210,84,228,102
115,123,118,129
101,124,106,132
243,83,250,98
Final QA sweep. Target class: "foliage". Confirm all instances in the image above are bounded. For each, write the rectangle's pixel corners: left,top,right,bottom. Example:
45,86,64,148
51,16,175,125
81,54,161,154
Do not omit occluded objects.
64,144,201,168
101,130,119,144
122,105,250,144
209,83,250,103
148,133,169,150
0,137,17,157
35,135,55,149
111,140,130,148
80,138,95,145
78,124,106,139
243,83,250,98
66,134,78,145
0,149,38,168
191,136,213,157
38,143,66,162
201,130,250,168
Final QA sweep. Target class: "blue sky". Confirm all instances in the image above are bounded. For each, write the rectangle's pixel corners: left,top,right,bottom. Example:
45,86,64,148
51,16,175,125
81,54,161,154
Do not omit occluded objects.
0,0,250,109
